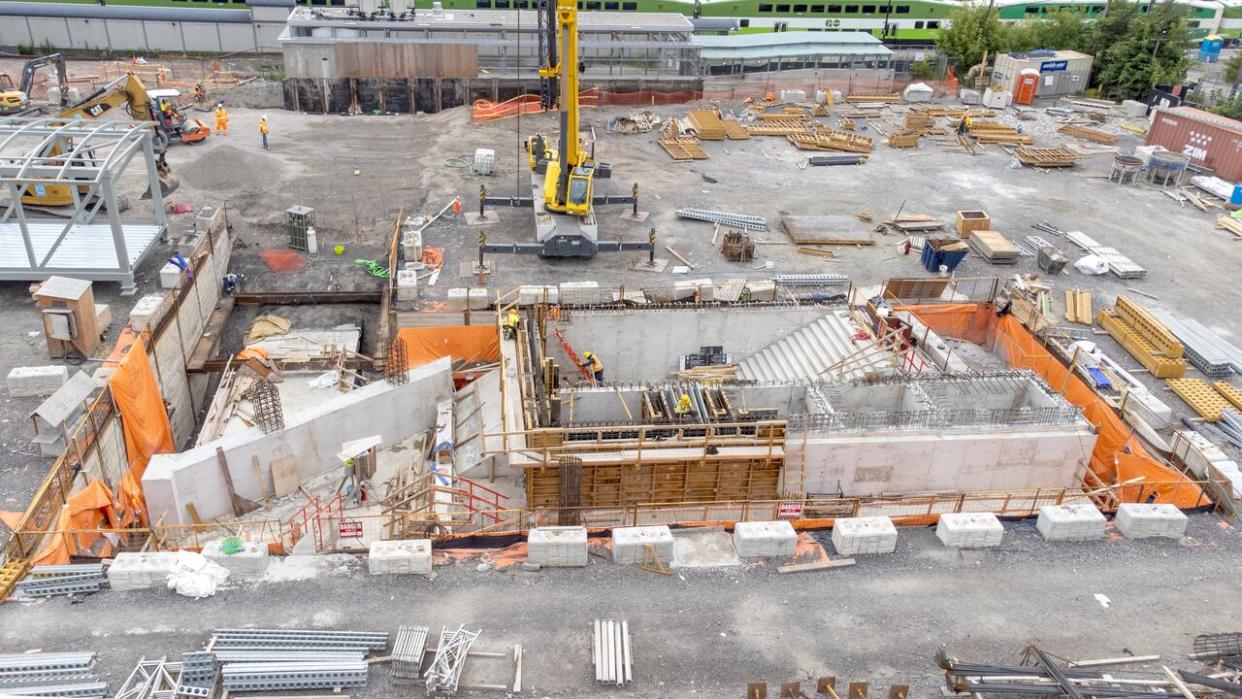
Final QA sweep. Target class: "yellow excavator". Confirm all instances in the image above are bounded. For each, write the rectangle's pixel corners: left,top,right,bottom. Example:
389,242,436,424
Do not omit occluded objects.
19,73,209,209
0,53,69,116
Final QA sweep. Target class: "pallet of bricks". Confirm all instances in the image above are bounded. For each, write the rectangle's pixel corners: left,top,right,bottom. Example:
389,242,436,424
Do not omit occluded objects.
1097,295,1187,378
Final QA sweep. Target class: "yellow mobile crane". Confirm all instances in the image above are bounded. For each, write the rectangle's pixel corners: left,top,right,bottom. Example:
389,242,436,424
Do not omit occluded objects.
478,0,650,258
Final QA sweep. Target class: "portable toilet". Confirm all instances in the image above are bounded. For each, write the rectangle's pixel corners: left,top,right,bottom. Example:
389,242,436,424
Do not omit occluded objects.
1201,35,1224,63
1013,69,1040,105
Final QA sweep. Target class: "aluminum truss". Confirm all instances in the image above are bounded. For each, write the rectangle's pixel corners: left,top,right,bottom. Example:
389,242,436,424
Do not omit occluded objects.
0,117,167,294
424,625,480,696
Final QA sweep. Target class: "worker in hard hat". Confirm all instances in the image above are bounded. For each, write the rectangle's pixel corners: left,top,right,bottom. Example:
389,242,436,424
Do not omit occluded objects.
214,103,229,136
674,393,692,417
193,82,206,105
258,115,270,151
502,307,521,339
158,100,174,129
582,351,604,383
957,113,973,135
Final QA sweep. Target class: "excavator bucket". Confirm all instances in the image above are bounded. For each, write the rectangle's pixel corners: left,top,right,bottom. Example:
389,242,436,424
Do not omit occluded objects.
158,173,180,197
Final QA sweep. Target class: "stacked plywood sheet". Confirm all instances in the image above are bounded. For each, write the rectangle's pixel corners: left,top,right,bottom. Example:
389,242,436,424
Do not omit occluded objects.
687,109,726,140
966,229,1020,264
1057,124,1119,144
780,215,875,245
1015,147,1081,168
1098,295,1187,379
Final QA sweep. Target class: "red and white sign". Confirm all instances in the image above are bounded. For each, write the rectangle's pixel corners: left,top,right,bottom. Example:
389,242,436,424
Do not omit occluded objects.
777,501,803,518
337,520,364,538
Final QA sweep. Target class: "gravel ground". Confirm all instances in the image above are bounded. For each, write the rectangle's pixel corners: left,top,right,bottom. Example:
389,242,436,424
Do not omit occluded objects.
1,514,1240,697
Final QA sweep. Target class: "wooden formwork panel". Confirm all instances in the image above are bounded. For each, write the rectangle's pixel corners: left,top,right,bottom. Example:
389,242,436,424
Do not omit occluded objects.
1169,378,1231,422
1214,380,1242,411
1098,311,1187,378
526,455,783,508
658,138,709,160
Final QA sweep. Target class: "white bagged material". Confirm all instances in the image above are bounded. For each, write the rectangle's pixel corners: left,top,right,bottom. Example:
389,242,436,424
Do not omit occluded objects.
166,551,230,598
1074,255,1109,275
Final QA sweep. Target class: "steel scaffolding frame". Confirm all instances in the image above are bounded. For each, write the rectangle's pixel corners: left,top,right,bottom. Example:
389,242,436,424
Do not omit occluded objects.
0,117,167,294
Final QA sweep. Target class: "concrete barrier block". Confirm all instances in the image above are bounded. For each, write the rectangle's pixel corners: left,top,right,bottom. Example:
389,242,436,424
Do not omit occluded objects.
129,294,168,332
832,516,898,555
1036,504,1106,541
527,526,588,567
559,281,609,305
7,365,69,397
159,262,184,289
368,539,432,575
468,288,490,311
1114,503,1187,539
518,285,559,305
202,539,270,579
612,525,674,564
745,280,777,302
445,288,469,312
733,520,796,559
936,512,1004,549
396,270,419,302
107,551,181,591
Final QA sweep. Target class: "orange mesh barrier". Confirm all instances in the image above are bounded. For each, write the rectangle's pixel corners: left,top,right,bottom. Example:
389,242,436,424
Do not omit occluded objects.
31,479,120,566
472,90,601,123
397,325,500,368
109,335,175,525
903,303,1205,507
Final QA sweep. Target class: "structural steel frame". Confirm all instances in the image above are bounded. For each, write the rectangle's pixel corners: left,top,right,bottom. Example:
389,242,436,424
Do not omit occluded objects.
0,117,167,293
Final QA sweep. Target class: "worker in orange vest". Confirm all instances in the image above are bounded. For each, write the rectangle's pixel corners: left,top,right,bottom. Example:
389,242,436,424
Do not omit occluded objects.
258,115,270,151
214,103,228,136
582,351,604,383
452,197,462,216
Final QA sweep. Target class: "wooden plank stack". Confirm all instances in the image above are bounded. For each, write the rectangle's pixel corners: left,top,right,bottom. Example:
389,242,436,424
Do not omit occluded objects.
1064,289,1092,325
746,120,809,137
968,121,1034,144
687,109,726,140
721,120,750,140
966,229,1020,264
1216,216,1242,239
1098,295,1187,378
910,106,996,119
888,131,920,148
1015,147,1081,168
1057,124,1119,144
845,94,901,103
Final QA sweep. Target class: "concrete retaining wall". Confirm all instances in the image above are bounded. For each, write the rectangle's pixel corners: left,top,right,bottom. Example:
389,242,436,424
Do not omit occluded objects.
142,357,454,525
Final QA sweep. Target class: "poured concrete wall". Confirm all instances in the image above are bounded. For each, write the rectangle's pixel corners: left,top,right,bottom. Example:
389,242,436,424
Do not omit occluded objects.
550,306,835,384
797,427,1096,496
143,358,453,525
563,383,808,424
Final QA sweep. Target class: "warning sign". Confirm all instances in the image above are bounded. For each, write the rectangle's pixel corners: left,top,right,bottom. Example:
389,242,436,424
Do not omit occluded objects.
338,520,364,538
777,501,803,518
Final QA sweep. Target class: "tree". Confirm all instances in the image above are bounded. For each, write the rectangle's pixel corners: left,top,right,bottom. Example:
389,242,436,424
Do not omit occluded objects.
936,5,1006,83
1225,52,1242,84
1096,0,1192,99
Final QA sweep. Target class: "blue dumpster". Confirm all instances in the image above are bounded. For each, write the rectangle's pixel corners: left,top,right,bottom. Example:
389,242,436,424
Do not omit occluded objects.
921,239,970,273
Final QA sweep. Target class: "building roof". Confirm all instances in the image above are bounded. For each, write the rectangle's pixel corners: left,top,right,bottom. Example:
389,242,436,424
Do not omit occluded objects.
287,6,692,32
1003,49,1093,61
1160,106,1242,135
693,31,891,60
0,1,250,22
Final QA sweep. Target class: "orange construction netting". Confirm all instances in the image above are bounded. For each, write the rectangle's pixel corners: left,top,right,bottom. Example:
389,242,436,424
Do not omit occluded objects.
472,91,601,123
109,335,175,526
397,325,500,368
31,479,121,566
903,303,1205,508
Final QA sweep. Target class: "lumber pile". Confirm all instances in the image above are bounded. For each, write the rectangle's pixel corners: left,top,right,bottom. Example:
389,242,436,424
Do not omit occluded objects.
779,215,874,245
787,131,872,154
1098,295,1187,378
845,94,900,103
888,130,920,148
903,112,933,131
687,109,726,140
910,106,995,119
721,120,750,140
1057,124,1119,144
658,122,708,160
676,364,739,380
746,120,809,137
1216,216,1242,238
1015,146,1081,168
1064,289,1092,325
966,229,1020,264
968,121,1034,144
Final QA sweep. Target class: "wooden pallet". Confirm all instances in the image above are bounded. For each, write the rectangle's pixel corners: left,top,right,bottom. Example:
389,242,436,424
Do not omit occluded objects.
745,121,809,137
1057,124,1119,144
721,120,750,140
1064,289,1093,325
658,137,709,160
1214,380,1242,411
0,558,31,603
1015,146,1081,168
1169,378,1231,422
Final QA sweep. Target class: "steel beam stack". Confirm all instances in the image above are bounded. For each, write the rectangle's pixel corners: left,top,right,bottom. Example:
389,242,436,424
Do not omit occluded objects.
592,620,632,687
1151,309,1241,377
208,629,389,653
940,646,1190,697
674,208,768,231
423,626,480,697
0,652,104,699
176,652,217,697
204,628,388,695
15,564,107,599
392,626,430,680
220,662,368,691
772,273,849,287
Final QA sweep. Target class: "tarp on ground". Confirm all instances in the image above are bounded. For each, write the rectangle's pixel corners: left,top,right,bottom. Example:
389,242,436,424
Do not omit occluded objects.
902,303,1205,507
397,326,500,368
109,335,174,525
31,479,119,565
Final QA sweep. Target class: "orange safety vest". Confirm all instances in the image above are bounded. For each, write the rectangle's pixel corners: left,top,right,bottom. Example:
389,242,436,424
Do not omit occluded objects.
259,120,269,135
587,354,603,373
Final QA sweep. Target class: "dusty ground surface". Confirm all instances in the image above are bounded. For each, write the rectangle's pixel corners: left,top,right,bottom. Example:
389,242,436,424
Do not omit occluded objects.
1,515,1241,697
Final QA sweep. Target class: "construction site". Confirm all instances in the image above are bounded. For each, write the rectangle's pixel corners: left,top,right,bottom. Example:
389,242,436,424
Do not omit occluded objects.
3,7,1242,698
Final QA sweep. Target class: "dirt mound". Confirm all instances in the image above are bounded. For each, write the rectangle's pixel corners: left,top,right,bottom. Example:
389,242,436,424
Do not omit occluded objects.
179,144,285,193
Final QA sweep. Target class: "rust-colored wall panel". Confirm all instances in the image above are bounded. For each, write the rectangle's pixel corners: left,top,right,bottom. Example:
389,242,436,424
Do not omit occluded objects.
1147,107,1242,181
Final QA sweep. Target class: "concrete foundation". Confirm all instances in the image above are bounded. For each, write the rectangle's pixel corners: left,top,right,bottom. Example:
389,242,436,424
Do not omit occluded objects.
202,539,270,580
831,516,898,555
612,525,675,565
1036,503,1106,541
368,539,432,575
1114,504,1187,539
143,358,453,525
527,526,588,567
733,520,796,559
7,366,69,397
935,513,1005,548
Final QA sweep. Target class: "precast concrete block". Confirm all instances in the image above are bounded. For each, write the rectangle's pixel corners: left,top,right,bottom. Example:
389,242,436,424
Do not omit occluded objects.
1114,503,1187,539
368,539,432,575
612,525,674,564
129,294,168,332
1036,504,1106,541
159,262,183,289
445,288,469,312
527,526,588,567
107,551,181,591
518,285,559,305
7,365,69,397
935,512,1004,549
402,229,423,262
396,270,419,302
831,516,898,555
202,539,270,579
733,520,797,559
468,288,490,311
672,278,713,301
745,280,777,302
559,281,603,305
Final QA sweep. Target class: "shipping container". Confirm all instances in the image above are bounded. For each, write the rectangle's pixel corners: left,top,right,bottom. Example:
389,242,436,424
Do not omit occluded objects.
1146,106,1242,181
991,49,1093,99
